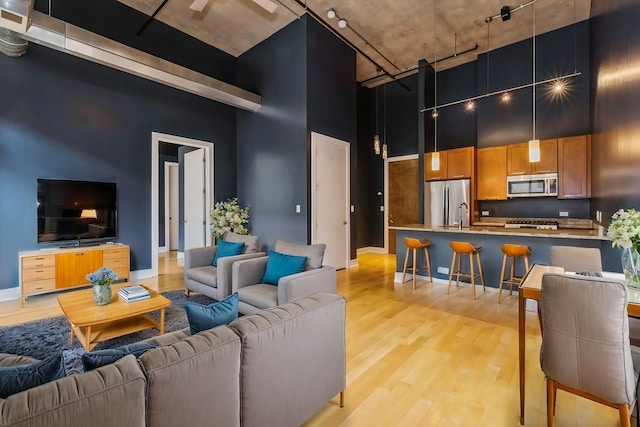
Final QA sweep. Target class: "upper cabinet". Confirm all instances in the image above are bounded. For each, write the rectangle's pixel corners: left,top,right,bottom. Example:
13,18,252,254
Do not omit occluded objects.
558,135,591,199
425,146,474,181
507,139,558,176
477,146,507,200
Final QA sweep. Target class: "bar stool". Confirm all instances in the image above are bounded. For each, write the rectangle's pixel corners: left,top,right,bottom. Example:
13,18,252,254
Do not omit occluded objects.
401,237,432,291
498,244,531,303
448,241,485,300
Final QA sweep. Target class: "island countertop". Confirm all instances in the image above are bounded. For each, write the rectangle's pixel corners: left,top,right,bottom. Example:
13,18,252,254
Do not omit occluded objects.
389,223,607,241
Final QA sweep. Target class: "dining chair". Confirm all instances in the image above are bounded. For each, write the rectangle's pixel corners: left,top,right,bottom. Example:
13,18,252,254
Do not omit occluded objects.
540,273,640,427
548,245,602,272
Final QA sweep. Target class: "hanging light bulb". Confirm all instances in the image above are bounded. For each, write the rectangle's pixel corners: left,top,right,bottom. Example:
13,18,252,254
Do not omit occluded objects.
374,135,381,155
382,143,388,159
528,2,540,163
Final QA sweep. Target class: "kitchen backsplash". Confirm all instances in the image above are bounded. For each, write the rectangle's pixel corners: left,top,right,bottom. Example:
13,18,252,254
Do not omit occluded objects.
477,197,590,219
475,217,594,230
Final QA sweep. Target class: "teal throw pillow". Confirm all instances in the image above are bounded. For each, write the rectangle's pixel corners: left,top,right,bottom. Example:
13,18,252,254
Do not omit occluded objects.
261,250,307,286
212,240,245,267
82,342,157,371
0,354,65,398
185,292,239,335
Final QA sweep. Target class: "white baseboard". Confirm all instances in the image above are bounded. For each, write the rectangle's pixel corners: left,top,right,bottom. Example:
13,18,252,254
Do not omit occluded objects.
158,246,168,253
176,251,184,259
348,258,358,268
357,246,386,255
0,287,20,302
130,269,154,281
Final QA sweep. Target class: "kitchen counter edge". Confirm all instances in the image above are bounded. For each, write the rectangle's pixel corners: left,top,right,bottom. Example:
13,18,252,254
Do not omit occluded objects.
389,224,608,240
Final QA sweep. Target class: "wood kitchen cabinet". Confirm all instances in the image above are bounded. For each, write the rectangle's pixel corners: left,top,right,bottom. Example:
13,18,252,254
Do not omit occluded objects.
425,146,474,181
507,139,557,175
476,146,507,200
558,134,591,198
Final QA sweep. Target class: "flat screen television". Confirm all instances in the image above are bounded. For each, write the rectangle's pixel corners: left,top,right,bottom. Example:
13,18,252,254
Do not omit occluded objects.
37,179,117,245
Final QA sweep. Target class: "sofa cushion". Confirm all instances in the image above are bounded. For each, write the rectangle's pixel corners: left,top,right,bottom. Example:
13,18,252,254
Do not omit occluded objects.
262,250,307,285
82,342,156,371
212,240,245,267
0,354,65,398
275,241,326,270
236,284,278,310
224,231,260,254
186,265,219,288
185,293,239,335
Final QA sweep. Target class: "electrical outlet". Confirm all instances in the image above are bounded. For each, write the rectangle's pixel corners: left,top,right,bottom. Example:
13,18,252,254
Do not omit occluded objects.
437,266,449,274
481,210,490,216
380,206,384,212
350,205,355,213
295,205,301,213
559,211,569,217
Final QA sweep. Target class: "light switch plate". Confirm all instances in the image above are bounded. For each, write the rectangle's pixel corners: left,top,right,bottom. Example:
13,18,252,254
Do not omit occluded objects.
350,205,355,213
379,206,384,212
481,210,490,216
295,205,301,213
437,267,449,274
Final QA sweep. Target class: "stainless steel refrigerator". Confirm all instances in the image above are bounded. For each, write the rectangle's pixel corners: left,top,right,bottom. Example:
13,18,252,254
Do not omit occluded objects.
424,179,471,227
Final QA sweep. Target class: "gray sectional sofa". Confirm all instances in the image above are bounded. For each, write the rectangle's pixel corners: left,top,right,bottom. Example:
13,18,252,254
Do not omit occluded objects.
0,293,346,427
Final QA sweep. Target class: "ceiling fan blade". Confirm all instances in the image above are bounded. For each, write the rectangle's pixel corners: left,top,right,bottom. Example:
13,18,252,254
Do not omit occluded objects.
189,0,210,12
251,0,278,14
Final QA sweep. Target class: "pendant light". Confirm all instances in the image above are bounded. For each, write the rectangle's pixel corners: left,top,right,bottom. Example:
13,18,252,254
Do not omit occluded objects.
374,86,381,155
528,3,540,163
382,84,388,159
431,0,440,171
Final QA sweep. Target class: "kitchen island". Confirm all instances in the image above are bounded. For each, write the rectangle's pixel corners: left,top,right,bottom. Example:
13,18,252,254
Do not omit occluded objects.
390,224,619,288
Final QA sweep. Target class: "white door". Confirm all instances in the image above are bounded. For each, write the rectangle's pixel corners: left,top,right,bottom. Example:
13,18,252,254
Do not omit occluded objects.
311,132,350,270
168,163,179,250
184,148,206,250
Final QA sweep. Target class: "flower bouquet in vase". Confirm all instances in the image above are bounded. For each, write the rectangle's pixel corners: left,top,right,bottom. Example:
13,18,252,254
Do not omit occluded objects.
210,197,250,243
86,267,118,305
607,208,640,288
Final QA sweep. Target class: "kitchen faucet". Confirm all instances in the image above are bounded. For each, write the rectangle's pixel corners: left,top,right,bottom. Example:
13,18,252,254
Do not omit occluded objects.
458,202,468,230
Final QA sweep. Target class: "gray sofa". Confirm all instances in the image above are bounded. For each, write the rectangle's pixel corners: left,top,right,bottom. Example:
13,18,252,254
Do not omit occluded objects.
0,293,346,427
232,240,337,315
184,231,264,300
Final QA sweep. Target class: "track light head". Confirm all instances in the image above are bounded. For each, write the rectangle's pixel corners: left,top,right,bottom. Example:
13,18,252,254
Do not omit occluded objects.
337,18,347,28
327,8,336,19
500,5,511,21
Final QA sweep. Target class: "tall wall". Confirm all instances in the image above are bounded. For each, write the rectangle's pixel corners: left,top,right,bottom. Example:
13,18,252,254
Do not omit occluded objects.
0,7,238,290
237,16,357,254
590,0,640,224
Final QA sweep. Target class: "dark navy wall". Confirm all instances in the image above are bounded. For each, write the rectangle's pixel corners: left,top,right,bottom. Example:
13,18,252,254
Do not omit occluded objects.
0,43,237,290
590,0,640,226
306,17,358,258
236,18,308,251
383,76,419,157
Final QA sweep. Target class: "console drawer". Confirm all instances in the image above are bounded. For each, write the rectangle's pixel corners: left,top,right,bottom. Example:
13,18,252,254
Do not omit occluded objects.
23,279,56,294
22,255,55,269
103,247,129,260
23,266,56,282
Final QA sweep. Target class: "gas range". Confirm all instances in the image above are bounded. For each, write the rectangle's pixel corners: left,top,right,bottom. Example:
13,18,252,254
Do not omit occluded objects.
504,220,559,230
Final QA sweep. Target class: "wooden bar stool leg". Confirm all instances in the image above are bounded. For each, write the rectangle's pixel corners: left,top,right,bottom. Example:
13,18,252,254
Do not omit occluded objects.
498,254,507,303
448,253,457,294
477,252,486,290
469,253,476,300
424,247,432,281
455,254,462,287
412,247,417,291
402,248,410,283
509,255,516,295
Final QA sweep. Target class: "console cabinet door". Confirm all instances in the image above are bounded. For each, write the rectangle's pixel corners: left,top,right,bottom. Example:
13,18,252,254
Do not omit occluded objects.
477,146,507,200
56,251,103,288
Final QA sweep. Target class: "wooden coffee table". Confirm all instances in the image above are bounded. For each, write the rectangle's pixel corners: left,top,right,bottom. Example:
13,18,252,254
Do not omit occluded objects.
58,284,171,351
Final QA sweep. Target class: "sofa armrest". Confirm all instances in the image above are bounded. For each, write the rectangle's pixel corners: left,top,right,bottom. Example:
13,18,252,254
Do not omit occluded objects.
184,246,218,271
216,252,265,297
231,257,268,292
277,266,337,304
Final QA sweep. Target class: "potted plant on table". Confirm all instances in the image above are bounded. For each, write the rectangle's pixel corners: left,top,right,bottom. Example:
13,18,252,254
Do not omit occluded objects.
86,267,118,305
210,197,250,243
607,208,640,288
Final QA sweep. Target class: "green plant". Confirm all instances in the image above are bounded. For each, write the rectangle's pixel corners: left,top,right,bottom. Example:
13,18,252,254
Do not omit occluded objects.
607,208,640,250
210,197,250,240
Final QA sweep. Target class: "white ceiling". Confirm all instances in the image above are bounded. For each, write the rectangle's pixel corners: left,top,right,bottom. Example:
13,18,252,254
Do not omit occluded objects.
118,0,591,83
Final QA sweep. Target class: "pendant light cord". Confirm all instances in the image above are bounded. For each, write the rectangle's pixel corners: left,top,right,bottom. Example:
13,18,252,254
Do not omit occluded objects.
532,2,536,140
434,0,437,153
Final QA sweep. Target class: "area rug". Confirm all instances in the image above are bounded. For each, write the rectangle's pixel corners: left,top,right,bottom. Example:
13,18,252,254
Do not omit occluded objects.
0,290,215,360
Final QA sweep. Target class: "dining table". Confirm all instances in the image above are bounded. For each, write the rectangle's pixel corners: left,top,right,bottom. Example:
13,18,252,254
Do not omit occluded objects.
517,264,637,425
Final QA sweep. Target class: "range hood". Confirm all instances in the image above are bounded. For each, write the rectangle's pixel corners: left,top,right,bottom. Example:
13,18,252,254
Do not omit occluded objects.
0,3,261,111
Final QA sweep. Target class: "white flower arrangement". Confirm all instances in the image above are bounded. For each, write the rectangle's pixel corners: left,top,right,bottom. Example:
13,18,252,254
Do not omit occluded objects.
607,208,640,250
210,197,250,240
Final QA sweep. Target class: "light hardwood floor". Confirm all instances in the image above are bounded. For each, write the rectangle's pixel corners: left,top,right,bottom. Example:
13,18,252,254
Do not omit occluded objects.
0,252,622,426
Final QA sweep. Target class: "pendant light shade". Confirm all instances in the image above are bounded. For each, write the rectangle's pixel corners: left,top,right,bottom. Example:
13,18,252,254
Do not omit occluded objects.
431,151,440,170
528,139,540,162
382,143,388,159
374,135,381,155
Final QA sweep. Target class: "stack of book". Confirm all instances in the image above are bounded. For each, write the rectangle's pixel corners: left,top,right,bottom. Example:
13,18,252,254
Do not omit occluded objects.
118,285,150,302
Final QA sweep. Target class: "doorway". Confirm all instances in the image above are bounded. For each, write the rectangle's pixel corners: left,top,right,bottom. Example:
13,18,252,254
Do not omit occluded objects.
384,154,419,254
151,132,214,278
311,132,350,270
164,162,179,251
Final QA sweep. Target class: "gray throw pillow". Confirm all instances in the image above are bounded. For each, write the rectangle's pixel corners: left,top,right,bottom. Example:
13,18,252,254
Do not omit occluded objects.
0,354,65,398
275,241,326,270
223,231,260,253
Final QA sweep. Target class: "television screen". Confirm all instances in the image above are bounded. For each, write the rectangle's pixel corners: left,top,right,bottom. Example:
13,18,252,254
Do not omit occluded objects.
37,179,117,244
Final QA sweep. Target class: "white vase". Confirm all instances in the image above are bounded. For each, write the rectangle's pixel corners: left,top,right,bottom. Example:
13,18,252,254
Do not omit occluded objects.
621,247,640,289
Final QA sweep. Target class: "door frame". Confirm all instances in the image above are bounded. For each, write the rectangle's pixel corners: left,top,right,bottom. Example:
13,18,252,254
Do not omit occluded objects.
384,154,419,252
152,132,214,277
310,131,351,269
163,161,179,253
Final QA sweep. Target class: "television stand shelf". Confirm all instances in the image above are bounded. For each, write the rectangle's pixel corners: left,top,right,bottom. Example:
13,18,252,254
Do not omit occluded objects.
19,244,130,306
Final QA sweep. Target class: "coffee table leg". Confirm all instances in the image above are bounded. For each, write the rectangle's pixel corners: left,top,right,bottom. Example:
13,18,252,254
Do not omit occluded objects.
69,322,75,345
84,325,91,352
159,308,165,334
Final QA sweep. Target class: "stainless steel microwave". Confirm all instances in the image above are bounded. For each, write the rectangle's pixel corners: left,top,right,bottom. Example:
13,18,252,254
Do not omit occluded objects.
507,173,558,198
